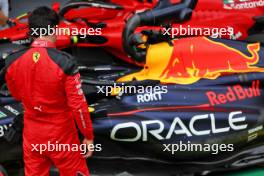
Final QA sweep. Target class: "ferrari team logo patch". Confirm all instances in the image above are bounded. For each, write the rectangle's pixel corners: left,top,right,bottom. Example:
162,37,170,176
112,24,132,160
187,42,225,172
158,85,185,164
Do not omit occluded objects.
33,52,40,63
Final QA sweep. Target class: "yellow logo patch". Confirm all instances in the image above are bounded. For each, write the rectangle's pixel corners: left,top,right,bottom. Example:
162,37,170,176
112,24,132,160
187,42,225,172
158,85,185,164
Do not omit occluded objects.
33,52,40,63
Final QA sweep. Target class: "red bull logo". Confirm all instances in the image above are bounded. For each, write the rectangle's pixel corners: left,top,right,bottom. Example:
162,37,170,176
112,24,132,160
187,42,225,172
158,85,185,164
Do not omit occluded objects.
206,80,261,106
160,37,264,84
118,37,264,85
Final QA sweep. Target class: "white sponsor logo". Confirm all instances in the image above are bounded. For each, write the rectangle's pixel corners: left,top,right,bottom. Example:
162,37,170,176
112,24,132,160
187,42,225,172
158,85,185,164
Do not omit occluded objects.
34,106,42,112
137,91,164,103
247,125,263,142
111,111,248,142
248,125,263,134
12,39,31,45
230,31,243,40
0,111,7,118
4,105,19,116
224,0,264,9
0,124,12,137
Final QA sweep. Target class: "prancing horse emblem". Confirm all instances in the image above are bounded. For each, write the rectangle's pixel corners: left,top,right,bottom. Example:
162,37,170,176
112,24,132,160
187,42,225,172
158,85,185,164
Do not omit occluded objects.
33,52,40,63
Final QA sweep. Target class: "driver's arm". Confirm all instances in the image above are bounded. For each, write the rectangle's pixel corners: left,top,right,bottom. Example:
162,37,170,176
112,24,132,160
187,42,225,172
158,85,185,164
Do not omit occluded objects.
65,63,94,140
5,69,21,101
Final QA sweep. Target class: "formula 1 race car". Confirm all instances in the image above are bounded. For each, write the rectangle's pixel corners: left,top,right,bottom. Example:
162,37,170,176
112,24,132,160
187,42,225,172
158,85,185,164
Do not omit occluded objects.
1,37,264,175
0,0,264,64
1,2,264,176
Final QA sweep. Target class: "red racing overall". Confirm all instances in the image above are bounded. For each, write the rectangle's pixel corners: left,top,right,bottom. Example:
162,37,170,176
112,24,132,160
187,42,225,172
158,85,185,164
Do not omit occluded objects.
5,39,94,176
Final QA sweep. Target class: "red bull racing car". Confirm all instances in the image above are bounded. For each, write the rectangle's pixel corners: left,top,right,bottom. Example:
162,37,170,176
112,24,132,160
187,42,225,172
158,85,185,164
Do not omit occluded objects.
1,34,264,175
1,0,264,175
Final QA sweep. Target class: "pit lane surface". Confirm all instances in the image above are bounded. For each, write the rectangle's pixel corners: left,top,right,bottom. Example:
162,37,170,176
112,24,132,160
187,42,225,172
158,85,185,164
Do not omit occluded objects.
5,163,264,176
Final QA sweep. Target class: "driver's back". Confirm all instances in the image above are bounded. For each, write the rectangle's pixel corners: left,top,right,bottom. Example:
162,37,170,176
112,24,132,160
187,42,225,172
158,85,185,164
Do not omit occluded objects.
4,39,78,115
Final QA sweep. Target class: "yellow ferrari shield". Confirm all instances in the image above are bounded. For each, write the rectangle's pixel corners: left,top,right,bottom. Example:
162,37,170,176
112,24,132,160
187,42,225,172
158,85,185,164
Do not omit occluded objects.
33,52,40,63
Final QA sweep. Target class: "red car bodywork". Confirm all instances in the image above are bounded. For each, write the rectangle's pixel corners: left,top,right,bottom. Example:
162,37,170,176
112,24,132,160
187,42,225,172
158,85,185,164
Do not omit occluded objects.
0,0,263,64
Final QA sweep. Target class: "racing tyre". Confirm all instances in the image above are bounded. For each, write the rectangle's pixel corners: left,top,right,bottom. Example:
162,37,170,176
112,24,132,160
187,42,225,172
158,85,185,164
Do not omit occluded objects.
0,165,8,176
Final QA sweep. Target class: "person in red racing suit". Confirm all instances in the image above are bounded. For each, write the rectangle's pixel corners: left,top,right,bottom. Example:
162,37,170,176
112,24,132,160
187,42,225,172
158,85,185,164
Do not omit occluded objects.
4,7,94,176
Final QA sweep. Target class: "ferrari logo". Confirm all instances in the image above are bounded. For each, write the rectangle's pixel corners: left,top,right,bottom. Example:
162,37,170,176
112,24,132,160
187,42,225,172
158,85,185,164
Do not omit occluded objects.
33,52,40,63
